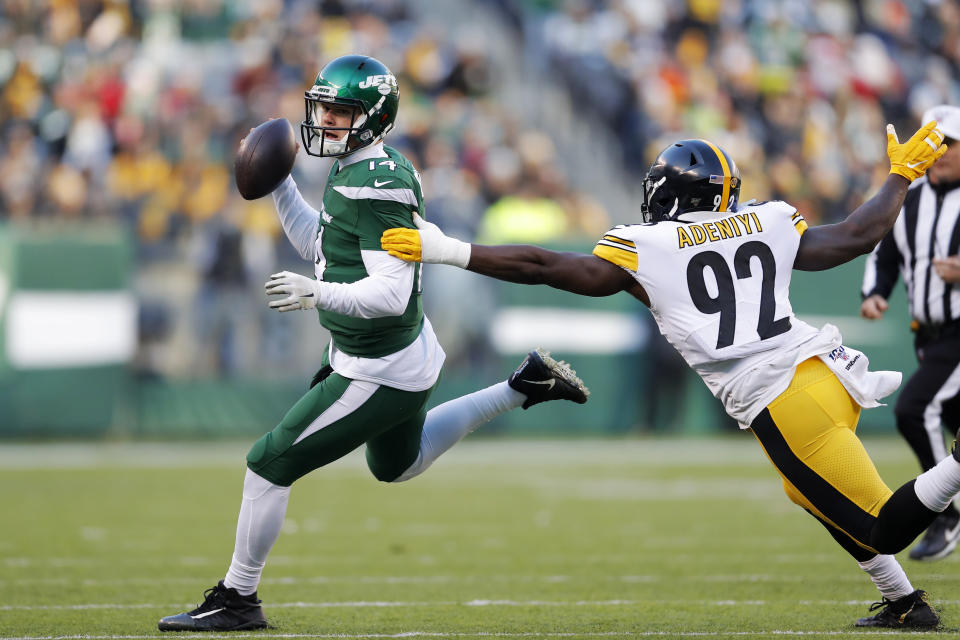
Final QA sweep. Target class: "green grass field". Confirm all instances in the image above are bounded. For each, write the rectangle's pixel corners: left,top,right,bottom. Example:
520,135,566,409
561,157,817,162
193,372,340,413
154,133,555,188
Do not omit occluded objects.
3,437,960,639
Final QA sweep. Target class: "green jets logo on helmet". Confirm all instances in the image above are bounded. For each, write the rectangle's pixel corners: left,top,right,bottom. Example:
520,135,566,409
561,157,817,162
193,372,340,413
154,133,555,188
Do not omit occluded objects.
301,55,400,158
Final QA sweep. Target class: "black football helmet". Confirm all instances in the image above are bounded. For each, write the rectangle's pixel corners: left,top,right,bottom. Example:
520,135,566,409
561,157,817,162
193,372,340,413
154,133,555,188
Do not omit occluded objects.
641,139,741,223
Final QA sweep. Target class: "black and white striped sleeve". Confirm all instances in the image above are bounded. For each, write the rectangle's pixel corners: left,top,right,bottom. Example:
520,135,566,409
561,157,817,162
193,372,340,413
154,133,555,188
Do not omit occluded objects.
861,229,901,299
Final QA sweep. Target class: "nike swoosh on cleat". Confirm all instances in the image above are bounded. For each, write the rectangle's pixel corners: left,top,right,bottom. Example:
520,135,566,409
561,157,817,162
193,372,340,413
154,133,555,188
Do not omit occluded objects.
527,379,556,389
191,608,225,619
374,179,393,187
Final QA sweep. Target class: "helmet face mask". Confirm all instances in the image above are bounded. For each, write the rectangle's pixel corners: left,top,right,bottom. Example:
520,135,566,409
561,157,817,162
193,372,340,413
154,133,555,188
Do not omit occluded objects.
641,174,674,223
640,139,741,223
303,99,362,156
301,55,399,158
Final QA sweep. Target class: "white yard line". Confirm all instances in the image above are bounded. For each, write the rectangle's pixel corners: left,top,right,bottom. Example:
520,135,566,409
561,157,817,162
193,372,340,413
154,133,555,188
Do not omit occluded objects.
0,572,868,587
0,631,943,640
0,438,918,470
6,598,953,611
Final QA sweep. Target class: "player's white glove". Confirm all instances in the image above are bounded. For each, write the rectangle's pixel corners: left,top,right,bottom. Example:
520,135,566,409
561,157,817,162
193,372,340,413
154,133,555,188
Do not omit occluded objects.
265,271,321,312
380,213,471,268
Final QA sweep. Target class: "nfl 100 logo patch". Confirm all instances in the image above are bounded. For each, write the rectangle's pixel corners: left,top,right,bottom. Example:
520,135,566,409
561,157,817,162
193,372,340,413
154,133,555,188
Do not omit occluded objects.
828,346,850,362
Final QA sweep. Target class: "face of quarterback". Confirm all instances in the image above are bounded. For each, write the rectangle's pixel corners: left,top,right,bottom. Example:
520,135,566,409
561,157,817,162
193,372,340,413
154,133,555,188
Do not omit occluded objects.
928,137,960,185
317,102,359,144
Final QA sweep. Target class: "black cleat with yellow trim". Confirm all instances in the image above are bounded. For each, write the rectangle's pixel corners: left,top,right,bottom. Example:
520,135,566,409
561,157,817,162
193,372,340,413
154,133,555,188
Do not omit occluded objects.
854,589,939,629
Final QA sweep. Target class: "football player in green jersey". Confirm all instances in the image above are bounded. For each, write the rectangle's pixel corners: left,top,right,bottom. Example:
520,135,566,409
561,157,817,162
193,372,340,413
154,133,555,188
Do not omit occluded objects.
158,55,589,632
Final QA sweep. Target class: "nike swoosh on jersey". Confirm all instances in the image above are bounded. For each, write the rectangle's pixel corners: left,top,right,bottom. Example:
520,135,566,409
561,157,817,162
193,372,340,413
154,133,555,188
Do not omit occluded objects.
527,379,556,389
373,179,393,187
191,608,225,619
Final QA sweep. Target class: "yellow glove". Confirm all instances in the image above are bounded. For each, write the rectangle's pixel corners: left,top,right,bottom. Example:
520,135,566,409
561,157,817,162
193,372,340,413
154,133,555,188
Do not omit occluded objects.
381,226,422,262
887,120,947,181
381,213,471,267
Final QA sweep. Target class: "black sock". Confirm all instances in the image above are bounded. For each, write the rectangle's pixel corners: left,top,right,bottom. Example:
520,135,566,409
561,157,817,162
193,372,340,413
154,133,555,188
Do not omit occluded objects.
870,480,941,554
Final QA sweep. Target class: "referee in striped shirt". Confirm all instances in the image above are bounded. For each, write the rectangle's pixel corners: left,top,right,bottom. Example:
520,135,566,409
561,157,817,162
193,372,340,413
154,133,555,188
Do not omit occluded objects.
862,105,960,561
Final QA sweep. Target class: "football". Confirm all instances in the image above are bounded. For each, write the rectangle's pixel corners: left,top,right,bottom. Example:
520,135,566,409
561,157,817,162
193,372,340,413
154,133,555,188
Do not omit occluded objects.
235,118,298,200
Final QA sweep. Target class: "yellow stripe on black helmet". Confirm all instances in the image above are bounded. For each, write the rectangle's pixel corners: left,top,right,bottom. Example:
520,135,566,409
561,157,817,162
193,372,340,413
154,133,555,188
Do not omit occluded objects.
641,139,742,223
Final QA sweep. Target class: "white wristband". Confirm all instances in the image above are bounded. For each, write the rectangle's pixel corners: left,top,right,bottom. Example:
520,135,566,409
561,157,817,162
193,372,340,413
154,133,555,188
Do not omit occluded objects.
437,238,471,269
414,213,472,268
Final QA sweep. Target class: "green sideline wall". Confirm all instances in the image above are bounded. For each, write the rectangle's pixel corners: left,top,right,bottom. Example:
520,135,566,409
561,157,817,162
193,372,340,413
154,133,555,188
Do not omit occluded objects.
0,230,915,438
0,224,135,436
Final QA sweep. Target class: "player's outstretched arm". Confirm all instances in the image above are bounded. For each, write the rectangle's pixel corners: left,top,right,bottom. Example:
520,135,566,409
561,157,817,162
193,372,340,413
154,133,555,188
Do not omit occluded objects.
467,244,633,297
381,214,633,297
794,121,947,271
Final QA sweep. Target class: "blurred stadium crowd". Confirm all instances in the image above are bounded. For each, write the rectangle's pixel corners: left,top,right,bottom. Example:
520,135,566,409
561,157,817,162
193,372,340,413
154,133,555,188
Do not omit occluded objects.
1,0,958,383
508,0,960,222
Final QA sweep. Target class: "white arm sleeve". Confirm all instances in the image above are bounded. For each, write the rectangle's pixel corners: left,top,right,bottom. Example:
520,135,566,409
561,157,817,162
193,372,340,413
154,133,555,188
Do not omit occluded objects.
272,175,320,261
315,250,414,318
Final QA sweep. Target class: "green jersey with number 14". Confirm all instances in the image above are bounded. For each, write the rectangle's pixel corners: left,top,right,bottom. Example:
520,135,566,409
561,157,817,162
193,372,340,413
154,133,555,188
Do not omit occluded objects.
316,145,424,358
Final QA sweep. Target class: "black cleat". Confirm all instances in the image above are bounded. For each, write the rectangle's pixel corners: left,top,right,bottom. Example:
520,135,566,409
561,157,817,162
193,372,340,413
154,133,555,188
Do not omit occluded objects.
508,348,589,410
159,581,267,631
909,510,960,561
855,589,940,629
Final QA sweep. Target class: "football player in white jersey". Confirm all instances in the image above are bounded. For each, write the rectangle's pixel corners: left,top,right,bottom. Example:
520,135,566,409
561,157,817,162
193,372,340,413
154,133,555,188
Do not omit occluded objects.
381,122,956,629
